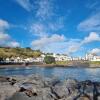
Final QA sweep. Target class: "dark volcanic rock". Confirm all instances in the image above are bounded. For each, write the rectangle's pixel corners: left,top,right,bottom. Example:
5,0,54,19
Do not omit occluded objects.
0,75,100,100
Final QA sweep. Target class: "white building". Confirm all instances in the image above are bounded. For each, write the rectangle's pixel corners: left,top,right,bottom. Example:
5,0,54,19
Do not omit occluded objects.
72,57,80,61
85,53,94,61
53,54,69,61
85,53,100,61
91,56,100,61
5,58,10,63
32,54,45,62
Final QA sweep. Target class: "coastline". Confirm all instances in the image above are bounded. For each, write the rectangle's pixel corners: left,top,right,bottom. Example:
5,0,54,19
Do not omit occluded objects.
0,62,100,68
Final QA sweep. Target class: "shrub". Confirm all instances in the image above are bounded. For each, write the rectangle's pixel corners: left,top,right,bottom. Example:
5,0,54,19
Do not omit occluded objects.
44,56,55,64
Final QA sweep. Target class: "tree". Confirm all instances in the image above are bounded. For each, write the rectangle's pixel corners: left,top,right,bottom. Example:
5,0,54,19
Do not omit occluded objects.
44,56,55,64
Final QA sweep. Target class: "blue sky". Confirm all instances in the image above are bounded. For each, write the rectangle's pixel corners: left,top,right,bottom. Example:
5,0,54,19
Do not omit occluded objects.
0,0,100,56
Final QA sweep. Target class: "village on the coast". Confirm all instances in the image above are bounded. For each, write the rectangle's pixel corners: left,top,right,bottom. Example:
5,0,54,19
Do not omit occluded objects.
2,53,100,64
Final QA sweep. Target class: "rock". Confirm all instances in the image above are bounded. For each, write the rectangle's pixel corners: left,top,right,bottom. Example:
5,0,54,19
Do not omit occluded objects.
41,87,55,100
77,96,90,100
0,83,20,100
43,77,61,87
97,96,100,100
63,79,78,94
65,78,78,87
0,75,100,100
51,85,69,99
0,76,9,82
7,92,31,100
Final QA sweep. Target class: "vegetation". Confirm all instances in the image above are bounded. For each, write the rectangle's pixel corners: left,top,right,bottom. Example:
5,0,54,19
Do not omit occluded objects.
55,61,68,65
0,47,42,60
44,56,55,64
90,61,100,65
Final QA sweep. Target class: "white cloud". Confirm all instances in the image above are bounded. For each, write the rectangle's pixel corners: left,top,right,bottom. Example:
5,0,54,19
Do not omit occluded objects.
36,0,54,20
7,41,20,47
67,43,81,53
31,34,65,50
0,32,10,41
30,16,65,38
16,0,32,12
0,19,20,47
0,19,9,31
82,32,100,44
48,17,65,31
77,12,100,31
90,48,100,54
67,32,100,54
30,32,100,54
0,32,20,47
30,23,48,37
86,1,99,9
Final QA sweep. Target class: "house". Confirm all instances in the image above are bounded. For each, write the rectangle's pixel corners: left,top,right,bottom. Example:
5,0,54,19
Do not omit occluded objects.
91,56,100,61
32,54,45,62
53,54,68,61
72,57,80,61
86,53,100,61
24,58,33,62
85,53,94,61
5,58,10,63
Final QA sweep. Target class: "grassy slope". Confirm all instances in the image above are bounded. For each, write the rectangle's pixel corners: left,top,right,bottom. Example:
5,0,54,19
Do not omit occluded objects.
0,47,41,59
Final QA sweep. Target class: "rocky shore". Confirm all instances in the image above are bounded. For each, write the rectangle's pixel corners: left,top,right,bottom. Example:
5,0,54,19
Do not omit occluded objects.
0,75,100,100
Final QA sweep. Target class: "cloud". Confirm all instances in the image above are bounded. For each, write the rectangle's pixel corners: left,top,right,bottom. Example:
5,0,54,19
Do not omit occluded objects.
31,32,83,54
30,16,65,38
30,22,48,37
31,34,65,50
36,0,54,20
16,0,32,12
86,1,99,9
48,17,65,31
30,32,100,54
0,32,10,41
0,19,10,31
7,41,20,47
0,32,20,47
67,43,81,53
0,19,20,47
82,32,100,44
77,12,100,31
90,48,100,54
67,32,100,54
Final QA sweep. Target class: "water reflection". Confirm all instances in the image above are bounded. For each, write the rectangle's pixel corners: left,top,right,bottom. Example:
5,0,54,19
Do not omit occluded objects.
0,66,100,81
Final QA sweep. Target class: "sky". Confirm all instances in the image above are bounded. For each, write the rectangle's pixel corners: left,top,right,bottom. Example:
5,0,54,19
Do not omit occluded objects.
0,0,100,57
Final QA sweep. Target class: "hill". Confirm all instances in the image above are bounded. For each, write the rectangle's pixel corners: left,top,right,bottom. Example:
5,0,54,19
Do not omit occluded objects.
0,47,42,60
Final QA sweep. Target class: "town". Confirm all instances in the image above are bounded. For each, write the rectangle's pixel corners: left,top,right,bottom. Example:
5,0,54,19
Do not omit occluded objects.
2,53,100,64
0,47,100,64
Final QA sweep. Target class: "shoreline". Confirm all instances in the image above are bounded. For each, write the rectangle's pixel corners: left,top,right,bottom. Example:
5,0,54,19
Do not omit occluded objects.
0,63,100,68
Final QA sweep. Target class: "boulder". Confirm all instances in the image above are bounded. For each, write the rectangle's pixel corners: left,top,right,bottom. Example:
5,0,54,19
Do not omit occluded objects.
51,85,69,99
0,83,20,100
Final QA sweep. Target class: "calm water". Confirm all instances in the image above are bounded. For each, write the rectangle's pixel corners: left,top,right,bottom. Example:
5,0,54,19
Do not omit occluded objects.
0,66,100,81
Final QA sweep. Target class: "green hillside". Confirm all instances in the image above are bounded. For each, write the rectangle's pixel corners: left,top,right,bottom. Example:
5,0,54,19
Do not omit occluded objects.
0,47,42,59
